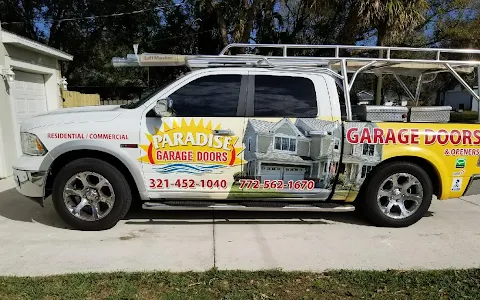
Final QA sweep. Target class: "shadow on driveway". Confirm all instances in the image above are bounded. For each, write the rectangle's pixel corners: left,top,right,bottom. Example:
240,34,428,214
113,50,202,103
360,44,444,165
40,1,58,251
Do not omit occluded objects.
0,188,434,230
0,188,70,229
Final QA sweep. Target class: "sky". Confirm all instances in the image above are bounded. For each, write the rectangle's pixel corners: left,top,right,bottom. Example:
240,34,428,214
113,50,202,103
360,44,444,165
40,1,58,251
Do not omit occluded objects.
36,20,49,37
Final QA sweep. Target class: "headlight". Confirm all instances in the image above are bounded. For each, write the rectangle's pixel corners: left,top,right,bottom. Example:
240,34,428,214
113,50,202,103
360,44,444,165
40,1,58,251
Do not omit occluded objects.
21,133,47,156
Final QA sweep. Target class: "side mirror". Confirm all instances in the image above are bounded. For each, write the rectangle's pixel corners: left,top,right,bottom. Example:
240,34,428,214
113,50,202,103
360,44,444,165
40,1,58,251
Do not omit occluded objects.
154,98,173,117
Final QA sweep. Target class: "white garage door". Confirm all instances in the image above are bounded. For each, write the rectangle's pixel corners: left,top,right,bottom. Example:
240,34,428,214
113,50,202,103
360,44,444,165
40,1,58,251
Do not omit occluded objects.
260,166,282,182
283,167,306,182
12,71,47,126
260,166,306,182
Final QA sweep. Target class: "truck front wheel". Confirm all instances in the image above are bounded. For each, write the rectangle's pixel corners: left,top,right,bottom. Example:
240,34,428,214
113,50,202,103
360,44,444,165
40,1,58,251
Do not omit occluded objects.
360,161,433,227
51,158,132,231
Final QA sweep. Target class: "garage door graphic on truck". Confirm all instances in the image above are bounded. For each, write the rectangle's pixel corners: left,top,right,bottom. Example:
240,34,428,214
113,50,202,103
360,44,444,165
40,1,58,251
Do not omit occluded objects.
139,114,385,202
242,118,383,201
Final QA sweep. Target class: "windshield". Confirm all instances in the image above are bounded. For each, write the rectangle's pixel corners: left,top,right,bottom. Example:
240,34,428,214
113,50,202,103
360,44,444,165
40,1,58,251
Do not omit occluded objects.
120,72,191,109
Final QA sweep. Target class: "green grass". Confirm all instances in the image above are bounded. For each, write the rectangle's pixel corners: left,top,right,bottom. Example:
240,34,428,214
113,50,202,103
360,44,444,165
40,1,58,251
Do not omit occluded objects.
450,111,479,123
1,269,480,300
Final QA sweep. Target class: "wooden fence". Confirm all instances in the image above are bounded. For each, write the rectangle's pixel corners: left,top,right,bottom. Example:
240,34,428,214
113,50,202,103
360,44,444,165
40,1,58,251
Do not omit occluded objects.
62,90,101,108
62,90,136,107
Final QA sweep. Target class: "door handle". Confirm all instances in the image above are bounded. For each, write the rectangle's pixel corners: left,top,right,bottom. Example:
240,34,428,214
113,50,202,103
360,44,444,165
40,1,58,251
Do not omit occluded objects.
213,129,234,136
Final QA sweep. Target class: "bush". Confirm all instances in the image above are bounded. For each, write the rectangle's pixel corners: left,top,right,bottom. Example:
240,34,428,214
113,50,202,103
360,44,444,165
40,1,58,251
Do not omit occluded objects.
233,171,255,182
233,171,245,182
450,111,479,123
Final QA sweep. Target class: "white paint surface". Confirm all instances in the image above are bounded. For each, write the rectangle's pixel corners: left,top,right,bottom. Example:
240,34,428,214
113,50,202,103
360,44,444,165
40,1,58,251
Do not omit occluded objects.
0,55,65,178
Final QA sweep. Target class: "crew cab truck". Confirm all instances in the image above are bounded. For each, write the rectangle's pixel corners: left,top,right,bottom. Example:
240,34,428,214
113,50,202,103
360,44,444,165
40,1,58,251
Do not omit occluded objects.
11,43,480,230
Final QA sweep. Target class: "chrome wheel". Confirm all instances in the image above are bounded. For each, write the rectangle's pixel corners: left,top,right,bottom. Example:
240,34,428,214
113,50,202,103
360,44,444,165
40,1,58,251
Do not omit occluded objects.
376,172,423,220
63,172,115,222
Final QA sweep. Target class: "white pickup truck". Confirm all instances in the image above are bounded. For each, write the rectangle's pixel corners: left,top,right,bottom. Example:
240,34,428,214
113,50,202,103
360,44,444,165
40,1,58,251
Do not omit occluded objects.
12,43,480,230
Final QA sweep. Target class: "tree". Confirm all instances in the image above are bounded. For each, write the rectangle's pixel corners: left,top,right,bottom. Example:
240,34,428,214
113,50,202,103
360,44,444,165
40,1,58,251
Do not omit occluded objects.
2,0,478,104
354,0,430,104
0,0,41,40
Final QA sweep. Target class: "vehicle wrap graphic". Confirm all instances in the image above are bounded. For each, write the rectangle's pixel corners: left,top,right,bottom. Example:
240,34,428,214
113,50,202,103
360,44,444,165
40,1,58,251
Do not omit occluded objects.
139,118,245,175
153,164,226,175
332,122,480,202
140,116,479,200
373,122,479,200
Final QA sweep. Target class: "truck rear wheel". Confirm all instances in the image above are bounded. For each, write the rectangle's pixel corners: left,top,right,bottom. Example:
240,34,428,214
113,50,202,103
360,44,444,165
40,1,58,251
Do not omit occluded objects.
51,158,132,231
360,161,433,227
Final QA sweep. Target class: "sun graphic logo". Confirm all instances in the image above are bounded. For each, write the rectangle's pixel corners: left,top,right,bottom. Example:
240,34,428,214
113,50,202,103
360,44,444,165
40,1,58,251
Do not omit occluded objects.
139,118,245,175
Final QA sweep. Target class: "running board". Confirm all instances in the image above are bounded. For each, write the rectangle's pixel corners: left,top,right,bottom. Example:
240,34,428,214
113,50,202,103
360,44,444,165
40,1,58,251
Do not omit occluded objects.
142,202,355,212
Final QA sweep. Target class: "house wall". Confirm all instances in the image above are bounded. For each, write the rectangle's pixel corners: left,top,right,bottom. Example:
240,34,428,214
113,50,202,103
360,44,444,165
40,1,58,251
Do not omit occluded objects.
473,96,479,113
4,44,58,69
5,44,63,112
275,122,297,136
246,160,257,176
311,162,319,178
350,125,383,184
344,142,354,155
352,144,362,156
307,135,333,159
297,140,310,156
0,31,64,178
352,143,381,162
317,158,332,187
0,25,9,178
441,88,480,112
310,136,321,158
247,135,257,154
257,134,272,153
320,136,332,156
444,90,474,111
243,127,258,161
257,133,310,156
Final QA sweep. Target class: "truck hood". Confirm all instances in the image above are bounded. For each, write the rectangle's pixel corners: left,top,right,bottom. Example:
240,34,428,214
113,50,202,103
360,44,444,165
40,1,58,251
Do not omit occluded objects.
21,105,124,131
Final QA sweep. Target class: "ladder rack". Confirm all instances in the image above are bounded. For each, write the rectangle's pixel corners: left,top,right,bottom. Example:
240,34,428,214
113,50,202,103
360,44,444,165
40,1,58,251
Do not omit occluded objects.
113,43,480,73
221,43,480,62
112,43,480,121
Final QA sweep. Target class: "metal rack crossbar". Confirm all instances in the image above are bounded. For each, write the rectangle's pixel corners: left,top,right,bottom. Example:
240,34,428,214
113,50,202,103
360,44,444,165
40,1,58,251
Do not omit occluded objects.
112,43,480,121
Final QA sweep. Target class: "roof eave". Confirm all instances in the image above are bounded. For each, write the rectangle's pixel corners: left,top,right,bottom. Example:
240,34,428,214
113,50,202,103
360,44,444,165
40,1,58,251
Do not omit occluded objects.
2,30,73,61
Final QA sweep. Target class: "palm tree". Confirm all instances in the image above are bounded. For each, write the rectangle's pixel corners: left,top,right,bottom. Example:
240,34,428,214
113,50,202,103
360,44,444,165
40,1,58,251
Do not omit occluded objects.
304,0,429,104
355,0,429,104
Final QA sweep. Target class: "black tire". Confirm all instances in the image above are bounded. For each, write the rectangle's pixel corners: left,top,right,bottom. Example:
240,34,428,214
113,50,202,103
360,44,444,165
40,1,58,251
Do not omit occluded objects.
52,158,132,231
359,161,433,227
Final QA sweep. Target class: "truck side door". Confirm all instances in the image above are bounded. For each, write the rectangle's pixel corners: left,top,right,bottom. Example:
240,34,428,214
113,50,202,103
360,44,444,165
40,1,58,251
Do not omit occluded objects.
330,81,376,202
241,71,339,200
139,70,248,200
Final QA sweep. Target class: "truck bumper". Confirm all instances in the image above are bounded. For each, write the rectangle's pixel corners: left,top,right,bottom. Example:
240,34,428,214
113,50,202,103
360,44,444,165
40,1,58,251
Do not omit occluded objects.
12,168,46,207
463,175,480,197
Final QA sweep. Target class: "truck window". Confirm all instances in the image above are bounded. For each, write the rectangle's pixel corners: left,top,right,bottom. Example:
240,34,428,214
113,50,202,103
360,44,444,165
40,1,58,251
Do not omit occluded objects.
169,74,242,117
253,75,317,117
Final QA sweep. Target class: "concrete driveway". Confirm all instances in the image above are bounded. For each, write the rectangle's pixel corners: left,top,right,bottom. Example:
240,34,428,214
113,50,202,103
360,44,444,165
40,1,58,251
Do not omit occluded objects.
1,177,480,276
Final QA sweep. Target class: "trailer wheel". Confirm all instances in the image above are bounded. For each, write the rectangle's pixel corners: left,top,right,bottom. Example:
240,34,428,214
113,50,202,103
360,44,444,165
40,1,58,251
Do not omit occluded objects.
52,158,132,231
360,161,433,227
